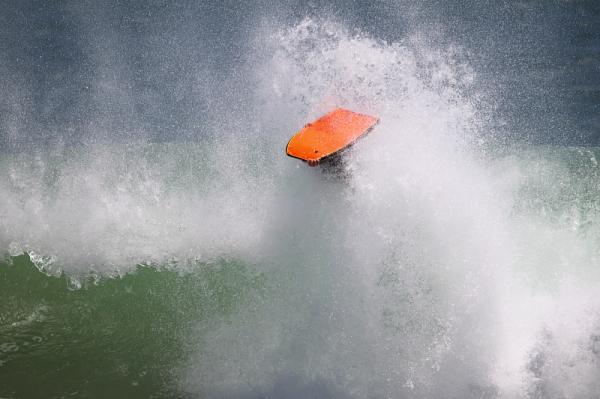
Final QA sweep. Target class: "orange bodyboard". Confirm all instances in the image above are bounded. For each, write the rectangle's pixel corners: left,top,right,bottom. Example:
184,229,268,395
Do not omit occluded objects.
286,108,379,162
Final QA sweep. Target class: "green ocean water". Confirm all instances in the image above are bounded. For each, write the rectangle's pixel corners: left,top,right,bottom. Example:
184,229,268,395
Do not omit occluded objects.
0,255,265,398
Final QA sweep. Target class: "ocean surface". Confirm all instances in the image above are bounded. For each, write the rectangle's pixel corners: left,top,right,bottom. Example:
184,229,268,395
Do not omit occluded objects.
1,1,600,398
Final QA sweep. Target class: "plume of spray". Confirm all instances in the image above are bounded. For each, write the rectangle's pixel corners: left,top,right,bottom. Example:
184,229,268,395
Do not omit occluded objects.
181,18,504,398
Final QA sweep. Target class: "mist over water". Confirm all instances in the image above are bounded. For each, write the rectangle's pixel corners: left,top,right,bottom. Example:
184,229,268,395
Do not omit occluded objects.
1,1,600,398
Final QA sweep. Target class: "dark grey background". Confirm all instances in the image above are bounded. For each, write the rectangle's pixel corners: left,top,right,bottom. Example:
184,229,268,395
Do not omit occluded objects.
1,0,598,150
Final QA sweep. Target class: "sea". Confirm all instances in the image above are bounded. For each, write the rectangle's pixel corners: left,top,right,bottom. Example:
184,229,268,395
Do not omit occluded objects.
1,1,599,398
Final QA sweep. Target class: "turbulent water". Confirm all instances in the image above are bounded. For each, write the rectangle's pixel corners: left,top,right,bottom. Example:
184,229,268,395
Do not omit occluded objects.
1,1,600,398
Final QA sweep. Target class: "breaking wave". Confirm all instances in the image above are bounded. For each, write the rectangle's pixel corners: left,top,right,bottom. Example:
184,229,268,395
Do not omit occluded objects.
2,14,600,399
